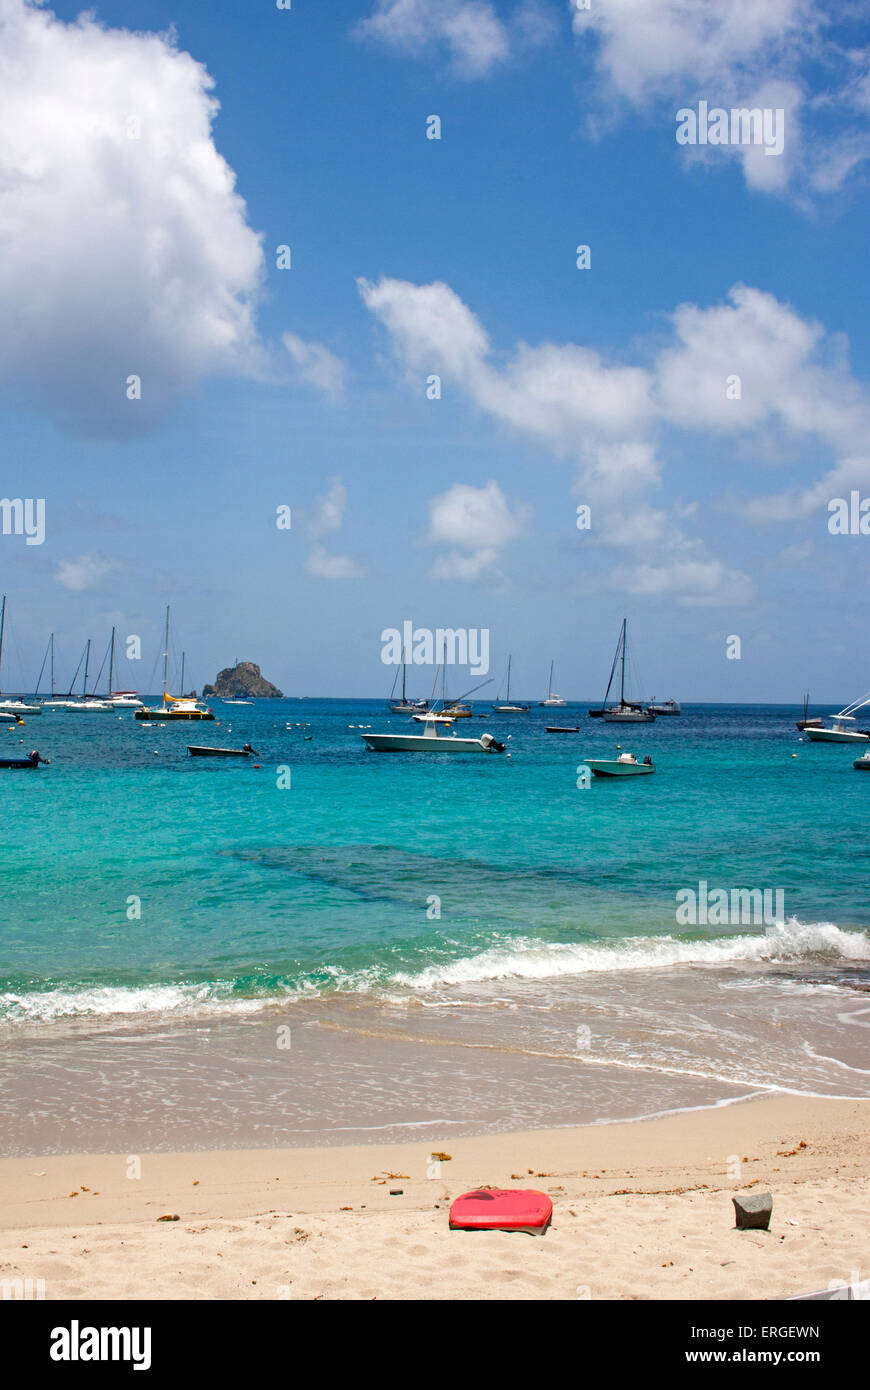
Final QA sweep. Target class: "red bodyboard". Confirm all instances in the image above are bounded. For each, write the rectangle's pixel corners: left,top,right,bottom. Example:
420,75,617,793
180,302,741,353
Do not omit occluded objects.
449,1188,552,1235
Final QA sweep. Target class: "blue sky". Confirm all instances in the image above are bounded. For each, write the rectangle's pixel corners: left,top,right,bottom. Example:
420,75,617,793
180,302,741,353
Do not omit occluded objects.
1,0,869,701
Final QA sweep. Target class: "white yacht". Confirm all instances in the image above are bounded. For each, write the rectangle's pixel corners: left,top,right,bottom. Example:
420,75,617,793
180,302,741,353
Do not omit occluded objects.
362,713,505,754
538,661,566,707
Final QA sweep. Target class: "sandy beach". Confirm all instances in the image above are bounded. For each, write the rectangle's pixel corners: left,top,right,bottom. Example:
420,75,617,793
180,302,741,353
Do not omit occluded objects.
1,1095,867,1301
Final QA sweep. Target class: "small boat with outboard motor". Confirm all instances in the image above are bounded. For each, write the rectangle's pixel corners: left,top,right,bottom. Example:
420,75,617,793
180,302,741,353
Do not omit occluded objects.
582,752,655,777
187,743,257,758
0,749,49,769
362,713,505,754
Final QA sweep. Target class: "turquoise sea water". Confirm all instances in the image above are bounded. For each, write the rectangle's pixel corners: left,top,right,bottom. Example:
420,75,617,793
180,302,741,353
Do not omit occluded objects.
1,700,868,1151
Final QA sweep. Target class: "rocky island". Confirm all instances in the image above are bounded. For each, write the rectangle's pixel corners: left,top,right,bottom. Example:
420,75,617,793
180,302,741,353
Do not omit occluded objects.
202,662,284,699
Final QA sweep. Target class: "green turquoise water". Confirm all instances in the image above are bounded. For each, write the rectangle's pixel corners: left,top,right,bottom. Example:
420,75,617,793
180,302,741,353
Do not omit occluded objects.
1,700,868,1151
1,700,868,1018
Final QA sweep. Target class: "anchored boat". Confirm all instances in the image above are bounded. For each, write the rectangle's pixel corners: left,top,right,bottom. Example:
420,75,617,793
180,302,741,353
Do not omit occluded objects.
493,655,530,712
135,607,215,721
188,744,256,758
591,619,655,721
804,694,870,743
583,753,655,777
538,661,566,707
362,713,504,753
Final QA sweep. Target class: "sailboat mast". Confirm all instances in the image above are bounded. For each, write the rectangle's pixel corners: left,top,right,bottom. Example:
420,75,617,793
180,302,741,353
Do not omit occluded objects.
548,660,553,700
181,651,186,697
108,626,115,697
50,633,55,698
162,606,170,708
506,655,511,703
401,647,406,703
82,639,91,697
0,595,5,696
620,619,626,707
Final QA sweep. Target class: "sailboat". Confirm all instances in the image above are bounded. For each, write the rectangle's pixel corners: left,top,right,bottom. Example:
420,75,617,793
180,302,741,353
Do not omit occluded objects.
804,694,870,743
135,607,215,720
0,596,42,714
591,619,655,722
493,656,530,712
60,637,113,710
538,661,566,707
388,649,428,713
796,691,822,731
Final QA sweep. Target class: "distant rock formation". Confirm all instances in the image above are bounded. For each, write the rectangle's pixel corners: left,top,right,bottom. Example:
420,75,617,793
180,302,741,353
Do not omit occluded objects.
202,662,284,699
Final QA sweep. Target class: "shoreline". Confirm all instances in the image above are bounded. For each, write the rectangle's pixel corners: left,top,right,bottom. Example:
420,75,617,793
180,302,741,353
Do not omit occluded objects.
2,1094,867,1300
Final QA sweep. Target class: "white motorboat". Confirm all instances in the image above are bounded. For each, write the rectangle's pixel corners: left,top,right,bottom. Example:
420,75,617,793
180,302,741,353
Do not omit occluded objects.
804,696,870,743
221,698,252,705
853,752,870,771
362,714,505,753
110,693,144,708
538,661,566,707
583,753,655,777
0,699,41,715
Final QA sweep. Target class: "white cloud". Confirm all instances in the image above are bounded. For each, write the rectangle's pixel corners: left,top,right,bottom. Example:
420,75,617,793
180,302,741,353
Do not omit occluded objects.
305,544,366,580
424,479,529,581
426,480,529,549
55,552,117,592
430,547,500,580
656,284,870,454
571,0,869,198
309,478,348,538
360,273,870,600
355,0,512,78
283,333,347,400
304,477,366,577
0,0,265,436
572,0,813,108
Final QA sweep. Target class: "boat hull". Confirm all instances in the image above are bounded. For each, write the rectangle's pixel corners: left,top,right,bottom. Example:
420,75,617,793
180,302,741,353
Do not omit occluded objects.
187,746,251,757
805,728,869,743
854,758,870,770
0,758,41,769
546,726,579,733
136,709,215,721
583,759,655,777
362,733,495,753
602,711,655,723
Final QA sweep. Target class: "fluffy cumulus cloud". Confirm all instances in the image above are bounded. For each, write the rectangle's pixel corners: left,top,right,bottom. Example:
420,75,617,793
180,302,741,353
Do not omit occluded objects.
304,478,366,579
425,480,530,580
354,0,554,78
360,273,870,603
0,0,265,435
572,0,870,198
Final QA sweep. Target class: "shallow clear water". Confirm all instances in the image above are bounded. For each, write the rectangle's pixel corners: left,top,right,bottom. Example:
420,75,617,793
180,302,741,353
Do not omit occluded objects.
1,700,868,1150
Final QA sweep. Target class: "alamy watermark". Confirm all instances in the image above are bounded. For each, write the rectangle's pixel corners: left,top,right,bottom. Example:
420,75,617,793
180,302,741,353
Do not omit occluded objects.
676,102,784,157
381,621,489,677
0,497,45,545
676,880,785,929
828,491,870,535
